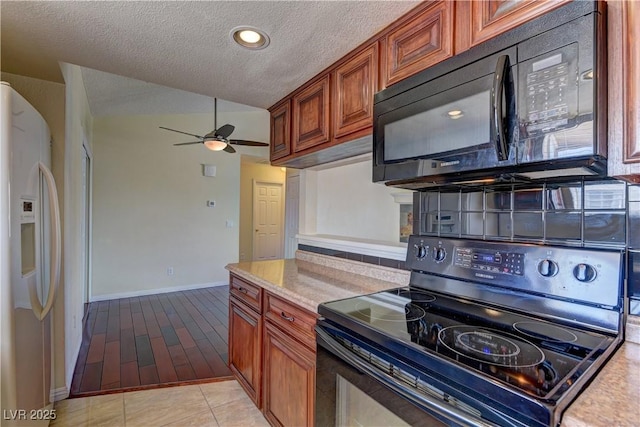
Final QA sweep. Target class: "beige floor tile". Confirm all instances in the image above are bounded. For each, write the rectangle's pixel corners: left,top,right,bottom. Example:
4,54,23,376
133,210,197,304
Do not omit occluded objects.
51,381,262,427
88,393,125,427
53,396,90,414
199,380,248,408
52,393,124,427
50,405,91,427
124,384,210,427
160,408,219,427
52,398,90,427
210,397,269,427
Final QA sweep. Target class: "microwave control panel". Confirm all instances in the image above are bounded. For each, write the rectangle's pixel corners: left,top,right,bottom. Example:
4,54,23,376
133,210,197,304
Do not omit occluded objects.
520,43,579,135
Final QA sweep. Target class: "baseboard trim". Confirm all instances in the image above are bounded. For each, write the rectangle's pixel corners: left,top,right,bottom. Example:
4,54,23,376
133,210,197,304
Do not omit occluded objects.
89,281,228,302
51,386,69,402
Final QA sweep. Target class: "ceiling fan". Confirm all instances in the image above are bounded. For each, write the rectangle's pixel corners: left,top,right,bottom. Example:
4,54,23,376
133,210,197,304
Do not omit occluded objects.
159,98,269,153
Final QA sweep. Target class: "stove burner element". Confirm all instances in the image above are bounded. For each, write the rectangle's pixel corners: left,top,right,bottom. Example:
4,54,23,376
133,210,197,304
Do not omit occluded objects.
513,321,579,344
353,301,426,323
395,289,437,303
456,331,521,358
438,326,545,368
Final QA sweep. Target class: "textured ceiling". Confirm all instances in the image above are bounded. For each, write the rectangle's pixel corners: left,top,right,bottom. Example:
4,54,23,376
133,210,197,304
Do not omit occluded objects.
1,1,420,114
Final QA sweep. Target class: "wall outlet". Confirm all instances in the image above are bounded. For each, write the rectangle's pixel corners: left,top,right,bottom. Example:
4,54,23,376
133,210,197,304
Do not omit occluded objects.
167,267,174,276
207,200,216,207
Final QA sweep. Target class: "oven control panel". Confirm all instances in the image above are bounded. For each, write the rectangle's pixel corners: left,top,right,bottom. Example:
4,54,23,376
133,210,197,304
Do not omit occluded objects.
406,235,624,308
453,247,524,276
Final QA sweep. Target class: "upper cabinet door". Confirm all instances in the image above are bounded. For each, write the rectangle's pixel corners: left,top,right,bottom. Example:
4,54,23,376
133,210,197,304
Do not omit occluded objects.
333,43,379,139
292,75,331,153
469,0,570,47
383,1,454,87
270,100,291,161
608,0,640,183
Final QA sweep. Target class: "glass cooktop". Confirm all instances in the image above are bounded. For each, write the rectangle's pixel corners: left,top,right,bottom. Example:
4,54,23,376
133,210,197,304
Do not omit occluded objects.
320,286,616,400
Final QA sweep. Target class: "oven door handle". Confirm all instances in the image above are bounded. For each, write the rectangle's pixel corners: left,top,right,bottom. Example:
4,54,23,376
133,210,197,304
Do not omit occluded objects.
316,326,497,427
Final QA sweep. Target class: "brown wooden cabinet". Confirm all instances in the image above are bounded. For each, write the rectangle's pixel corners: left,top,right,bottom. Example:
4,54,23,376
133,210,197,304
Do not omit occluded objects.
382,0,454,87
228,275,318,426
269,100,291,161
459,0,570,49
229,296,263,407
262,321,316,427
292,75,331,153
262,292,317,427
333,43,379,138
608,0,640,182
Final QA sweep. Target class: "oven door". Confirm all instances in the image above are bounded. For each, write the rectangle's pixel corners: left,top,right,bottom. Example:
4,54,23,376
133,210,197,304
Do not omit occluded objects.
316,323,507,427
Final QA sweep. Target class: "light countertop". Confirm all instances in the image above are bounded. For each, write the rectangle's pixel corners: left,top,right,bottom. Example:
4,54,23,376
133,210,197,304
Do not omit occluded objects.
562,316,640,427
225,251,409,313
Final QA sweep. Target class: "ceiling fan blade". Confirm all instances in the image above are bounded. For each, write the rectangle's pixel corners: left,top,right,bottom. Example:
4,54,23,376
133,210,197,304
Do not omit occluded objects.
159,126,204,139
228,139,269,147
173,141,203,146
214,124,235,139
223,144,236,153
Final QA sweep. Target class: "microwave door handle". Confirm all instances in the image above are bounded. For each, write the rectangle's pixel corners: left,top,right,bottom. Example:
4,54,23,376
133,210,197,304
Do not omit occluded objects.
491,55,512,161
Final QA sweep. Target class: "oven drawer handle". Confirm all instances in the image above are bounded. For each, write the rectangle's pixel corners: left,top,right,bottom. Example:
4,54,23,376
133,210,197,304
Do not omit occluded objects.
280,311,295,322
316,326,500,427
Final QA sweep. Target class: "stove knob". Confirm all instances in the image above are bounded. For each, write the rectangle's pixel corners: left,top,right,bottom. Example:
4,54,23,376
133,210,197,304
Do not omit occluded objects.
573,263,597,282
537,259,558,277
433,247,446,262
414,244,427,259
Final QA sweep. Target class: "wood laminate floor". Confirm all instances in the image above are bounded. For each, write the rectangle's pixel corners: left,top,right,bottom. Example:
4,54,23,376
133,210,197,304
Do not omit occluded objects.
70,286,232,397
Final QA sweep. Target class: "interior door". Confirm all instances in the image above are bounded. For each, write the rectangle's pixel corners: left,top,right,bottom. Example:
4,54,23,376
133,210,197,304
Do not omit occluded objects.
253,181,284,261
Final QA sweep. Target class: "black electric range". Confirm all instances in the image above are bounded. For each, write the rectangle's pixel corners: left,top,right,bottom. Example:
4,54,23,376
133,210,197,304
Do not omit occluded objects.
316,237,624,427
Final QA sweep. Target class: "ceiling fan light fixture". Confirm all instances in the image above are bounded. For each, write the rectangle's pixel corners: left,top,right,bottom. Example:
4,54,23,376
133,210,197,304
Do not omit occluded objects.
230,26,270,50
204,139,228,151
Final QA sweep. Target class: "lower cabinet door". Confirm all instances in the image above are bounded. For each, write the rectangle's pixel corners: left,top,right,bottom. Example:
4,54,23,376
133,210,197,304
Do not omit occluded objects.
263,321,316,427
229,298,262,407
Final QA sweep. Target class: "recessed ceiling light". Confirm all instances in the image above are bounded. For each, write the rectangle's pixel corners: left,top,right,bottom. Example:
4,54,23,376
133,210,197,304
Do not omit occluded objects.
230,26,270,50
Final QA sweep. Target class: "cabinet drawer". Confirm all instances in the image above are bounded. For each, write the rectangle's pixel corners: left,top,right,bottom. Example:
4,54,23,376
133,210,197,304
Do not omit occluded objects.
264,292,317,350
230,274,262,313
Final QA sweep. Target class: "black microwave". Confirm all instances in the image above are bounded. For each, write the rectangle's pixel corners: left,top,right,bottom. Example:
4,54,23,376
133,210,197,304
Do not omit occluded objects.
373,1,607,189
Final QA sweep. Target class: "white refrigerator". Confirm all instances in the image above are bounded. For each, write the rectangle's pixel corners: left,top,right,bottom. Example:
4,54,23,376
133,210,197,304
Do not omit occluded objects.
1,82,61,426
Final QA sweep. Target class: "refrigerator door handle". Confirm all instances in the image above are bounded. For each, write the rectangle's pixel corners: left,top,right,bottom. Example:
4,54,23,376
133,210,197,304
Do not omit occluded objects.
29,161,61,320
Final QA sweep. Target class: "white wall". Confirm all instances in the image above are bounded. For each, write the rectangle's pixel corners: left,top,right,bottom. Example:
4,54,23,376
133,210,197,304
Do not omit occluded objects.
303,157,412,244
91,110,269,299
60,62,94,397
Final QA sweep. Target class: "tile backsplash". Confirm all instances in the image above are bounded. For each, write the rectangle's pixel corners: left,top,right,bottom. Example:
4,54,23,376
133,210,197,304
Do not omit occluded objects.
417,180,628,248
